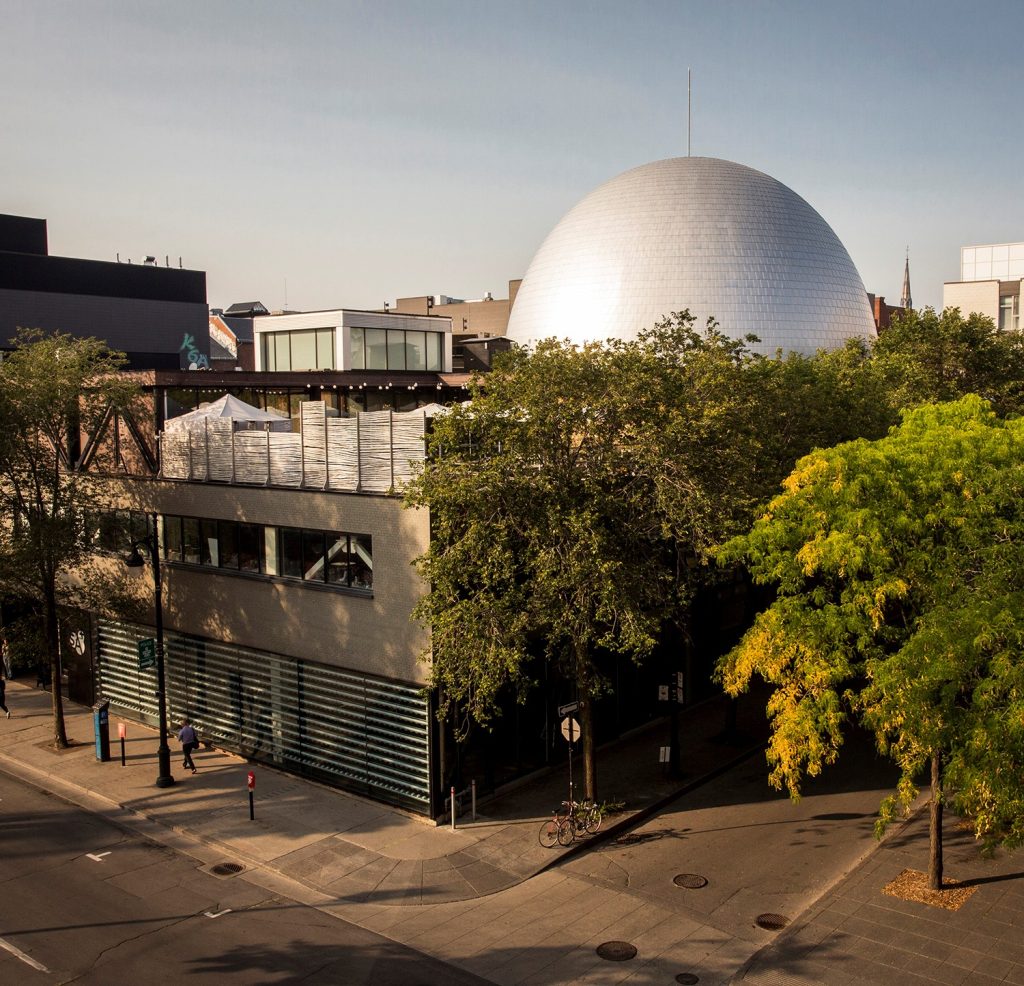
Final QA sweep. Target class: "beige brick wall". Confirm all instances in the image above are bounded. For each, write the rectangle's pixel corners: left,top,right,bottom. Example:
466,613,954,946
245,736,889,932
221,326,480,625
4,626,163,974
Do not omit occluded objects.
943,280,999,321
108,479,431,685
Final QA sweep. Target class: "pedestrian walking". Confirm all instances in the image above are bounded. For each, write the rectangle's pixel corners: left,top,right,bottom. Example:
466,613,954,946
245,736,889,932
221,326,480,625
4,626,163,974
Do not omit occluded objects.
178,719,198,773
0,672,9,718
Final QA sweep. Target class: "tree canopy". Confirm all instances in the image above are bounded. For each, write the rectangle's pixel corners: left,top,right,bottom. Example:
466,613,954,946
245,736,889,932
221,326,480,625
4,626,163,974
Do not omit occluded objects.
716,396,1024,887
0,329,139,746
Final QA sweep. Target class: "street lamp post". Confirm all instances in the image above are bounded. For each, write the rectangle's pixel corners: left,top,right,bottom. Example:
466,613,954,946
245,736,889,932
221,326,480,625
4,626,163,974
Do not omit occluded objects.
125,512,174,788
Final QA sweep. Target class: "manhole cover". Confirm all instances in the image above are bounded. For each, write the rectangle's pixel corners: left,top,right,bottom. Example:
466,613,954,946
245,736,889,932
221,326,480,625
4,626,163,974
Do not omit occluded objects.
614,833,642,845
596,941,637,962
673,873,708,889
210,862,245,877
675,975,700,985
755,912,788,930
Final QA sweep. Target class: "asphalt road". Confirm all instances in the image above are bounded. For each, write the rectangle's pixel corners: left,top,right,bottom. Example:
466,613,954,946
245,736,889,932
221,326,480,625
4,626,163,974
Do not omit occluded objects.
0,771,494,986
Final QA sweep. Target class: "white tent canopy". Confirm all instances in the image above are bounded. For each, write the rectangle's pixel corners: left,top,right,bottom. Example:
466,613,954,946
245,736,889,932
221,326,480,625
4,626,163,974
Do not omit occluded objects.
164,394,292,432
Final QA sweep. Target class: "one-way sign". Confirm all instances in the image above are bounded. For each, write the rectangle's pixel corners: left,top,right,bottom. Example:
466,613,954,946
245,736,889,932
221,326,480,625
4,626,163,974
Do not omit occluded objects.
557,701,579,717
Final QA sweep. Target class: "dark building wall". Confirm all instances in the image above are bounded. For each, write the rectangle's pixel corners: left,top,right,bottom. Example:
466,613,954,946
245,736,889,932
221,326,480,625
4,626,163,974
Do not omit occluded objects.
0,287,209,367
0,214,48,255
0,252,206,303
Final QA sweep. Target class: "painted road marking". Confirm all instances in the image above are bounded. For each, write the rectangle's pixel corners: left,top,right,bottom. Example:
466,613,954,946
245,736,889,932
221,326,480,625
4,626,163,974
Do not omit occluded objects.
0,936,49,972
86,852,112,862
204,909,232,919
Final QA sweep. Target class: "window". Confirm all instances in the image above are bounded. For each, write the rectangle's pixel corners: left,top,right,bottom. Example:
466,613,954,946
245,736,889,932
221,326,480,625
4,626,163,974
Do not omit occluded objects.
349,327,365,370
349,327,445,372
365,328,388,370
999,294,1019,332
218,521,239,570
162,514,371,593
261,329,337,371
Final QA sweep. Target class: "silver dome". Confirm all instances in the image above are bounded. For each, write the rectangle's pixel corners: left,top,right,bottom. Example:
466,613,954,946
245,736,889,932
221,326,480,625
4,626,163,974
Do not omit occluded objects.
506,157,876,356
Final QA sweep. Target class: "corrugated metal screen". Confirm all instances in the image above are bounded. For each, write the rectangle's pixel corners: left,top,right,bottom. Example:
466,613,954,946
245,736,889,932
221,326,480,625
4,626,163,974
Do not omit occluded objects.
97,621,431,813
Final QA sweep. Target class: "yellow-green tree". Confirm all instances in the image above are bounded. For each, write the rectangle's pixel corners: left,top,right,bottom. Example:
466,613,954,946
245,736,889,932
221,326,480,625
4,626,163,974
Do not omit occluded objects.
717,396,1024,889
0,329,139,747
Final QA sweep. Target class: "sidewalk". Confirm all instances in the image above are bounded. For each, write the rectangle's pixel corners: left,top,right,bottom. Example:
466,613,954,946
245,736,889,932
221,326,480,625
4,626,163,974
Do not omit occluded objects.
0,680,766,907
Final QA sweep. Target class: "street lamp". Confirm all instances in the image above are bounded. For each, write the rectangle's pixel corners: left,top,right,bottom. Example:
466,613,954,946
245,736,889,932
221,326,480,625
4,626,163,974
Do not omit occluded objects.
125,512,174,788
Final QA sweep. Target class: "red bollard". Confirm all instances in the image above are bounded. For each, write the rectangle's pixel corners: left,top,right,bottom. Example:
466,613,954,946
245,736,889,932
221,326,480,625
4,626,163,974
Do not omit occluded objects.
118,722,127,767
247,771,255,820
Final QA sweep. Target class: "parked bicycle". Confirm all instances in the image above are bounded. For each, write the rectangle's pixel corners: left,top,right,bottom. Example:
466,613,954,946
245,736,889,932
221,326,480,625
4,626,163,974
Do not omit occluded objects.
538,798,603,848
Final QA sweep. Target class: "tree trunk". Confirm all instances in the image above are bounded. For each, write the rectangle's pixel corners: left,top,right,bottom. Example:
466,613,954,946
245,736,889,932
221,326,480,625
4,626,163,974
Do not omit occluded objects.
576,641,596,802
44,588,68,749
579,692,596,801
928,749,943,891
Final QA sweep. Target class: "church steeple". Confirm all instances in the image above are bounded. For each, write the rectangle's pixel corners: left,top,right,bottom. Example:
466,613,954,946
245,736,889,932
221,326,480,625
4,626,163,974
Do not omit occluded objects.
900,249,913,310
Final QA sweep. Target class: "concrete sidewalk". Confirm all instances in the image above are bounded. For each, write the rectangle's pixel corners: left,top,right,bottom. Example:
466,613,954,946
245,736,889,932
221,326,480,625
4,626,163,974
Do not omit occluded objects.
6,681,1022,985
0,680,766,907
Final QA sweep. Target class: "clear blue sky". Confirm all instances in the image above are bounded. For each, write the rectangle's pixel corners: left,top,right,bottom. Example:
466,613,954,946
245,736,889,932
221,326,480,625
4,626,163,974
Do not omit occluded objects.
3,1,1021,314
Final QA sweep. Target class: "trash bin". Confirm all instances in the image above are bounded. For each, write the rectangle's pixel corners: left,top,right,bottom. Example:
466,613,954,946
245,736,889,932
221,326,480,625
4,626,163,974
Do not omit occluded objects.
92,700,110,762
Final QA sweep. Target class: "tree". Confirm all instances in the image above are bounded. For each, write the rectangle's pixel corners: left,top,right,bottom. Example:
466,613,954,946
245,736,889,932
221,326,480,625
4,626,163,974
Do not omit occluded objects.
716,396,1024,889
0,329,139,747
872,306,1024,418
406,337,679,800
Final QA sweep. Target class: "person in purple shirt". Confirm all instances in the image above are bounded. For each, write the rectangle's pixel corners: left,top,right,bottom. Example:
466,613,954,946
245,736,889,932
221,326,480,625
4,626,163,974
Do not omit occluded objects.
177,719,198,773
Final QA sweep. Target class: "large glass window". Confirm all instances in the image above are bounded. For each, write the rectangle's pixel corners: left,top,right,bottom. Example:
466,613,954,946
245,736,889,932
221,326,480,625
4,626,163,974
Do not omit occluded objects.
280,527,303,579
183,518,201,564
407,332,427,371
365,328,388,369
239,524,261,573
218,521,239,570
290,330,317,370
387,330,406,370
349,327,365,370
350,326,444,372
262,329,337,371
163,516,183,563
426,332,443,371
162,515,371,593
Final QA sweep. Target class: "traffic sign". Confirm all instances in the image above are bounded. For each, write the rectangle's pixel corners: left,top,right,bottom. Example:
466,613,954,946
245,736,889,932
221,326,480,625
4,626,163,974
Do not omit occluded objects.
557,701,579,717
561,717,581,743
658,684,669,702
247,771,256,791
137,638,156,670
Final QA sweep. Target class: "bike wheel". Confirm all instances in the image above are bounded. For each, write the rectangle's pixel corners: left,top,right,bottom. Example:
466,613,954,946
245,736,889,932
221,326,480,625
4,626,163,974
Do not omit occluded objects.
539,818,560,848
556,817,575,846
585,805,602,835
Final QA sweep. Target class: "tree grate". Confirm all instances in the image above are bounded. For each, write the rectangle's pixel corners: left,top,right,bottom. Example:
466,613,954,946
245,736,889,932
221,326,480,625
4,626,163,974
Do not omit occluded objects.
755,912,788,930
596,941,637,962
673,873,708,889
210,862,245,877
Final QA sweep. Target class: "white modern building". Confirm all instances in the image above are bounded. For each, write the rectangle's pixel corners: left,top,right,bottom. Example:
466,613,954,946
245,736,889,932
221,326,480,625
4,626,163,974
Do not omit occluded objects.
252,308,454,375
943,242,1024,332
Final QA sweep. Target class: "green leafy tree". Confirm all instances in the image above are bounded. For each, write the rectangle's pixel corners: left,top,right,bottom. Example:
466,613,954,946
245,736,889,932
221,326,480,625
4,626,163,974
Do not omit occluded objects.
872,306,1024,417
406,337,675,800
0,329,139,747
716,396,1024,889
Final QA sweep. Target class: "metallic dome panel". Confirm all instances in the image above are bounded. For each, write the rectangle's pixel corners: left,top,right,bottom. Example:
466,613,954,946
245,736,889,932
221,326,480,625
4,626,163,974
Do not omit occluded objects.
506,157,876,356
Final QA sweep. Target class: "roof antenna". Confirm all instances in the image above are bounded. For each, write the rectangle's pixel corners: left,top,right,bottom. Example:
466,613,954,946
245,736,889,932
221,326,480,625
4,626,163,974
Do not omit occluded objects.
687,67,692,157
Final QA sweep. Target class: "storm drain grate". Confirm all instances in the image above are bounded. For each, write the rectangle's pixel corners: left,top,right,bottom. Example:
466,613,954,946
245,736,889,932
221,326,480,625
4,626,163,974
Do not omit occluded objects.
673,873,708,889
209,862,245,877
675,975,700,985
755,912,788,931
596,941,637,962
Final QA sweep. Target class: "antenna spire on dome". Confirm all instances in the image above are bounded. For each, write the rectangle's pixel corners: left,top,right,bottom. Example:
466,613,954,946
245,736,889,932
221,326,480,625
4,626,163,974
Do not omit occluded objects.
901,248,913,310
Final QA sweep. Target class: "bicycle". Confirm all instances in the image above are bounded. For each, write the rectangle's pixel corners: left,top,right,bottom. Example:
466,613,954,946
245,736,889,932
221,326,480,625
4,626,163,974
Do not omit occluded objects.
538,804,574,847
538,799,603,848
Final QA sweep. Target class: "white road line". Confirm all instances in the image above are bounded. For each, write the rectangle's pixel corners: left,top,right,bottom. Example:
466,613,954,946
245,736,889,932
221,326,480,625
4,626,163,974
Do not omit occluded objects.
0,936,49,972
204,908,232,919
